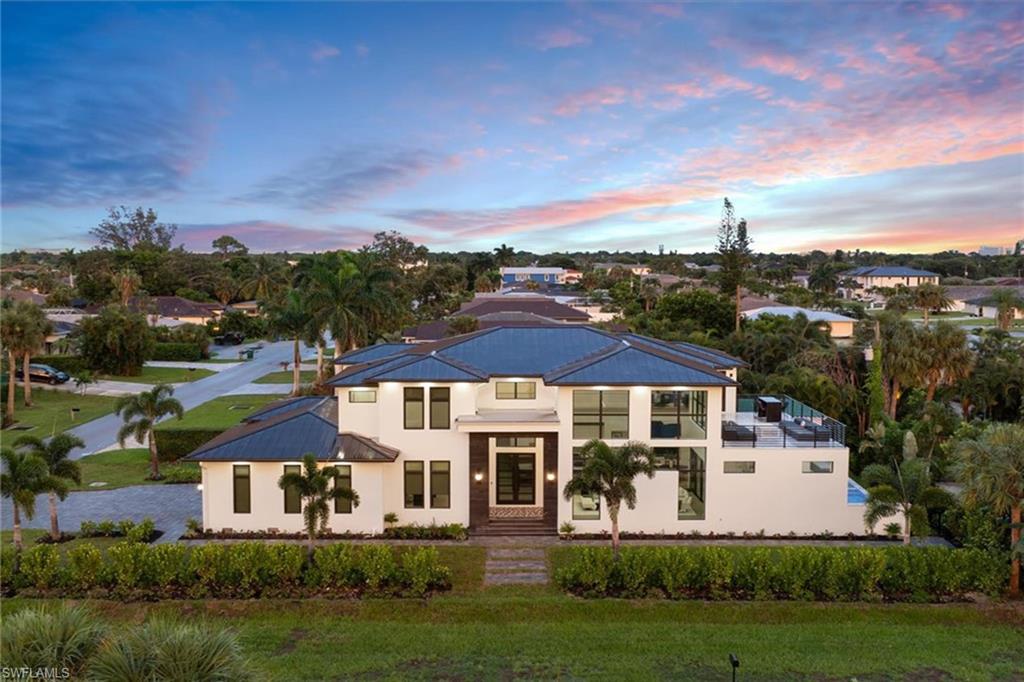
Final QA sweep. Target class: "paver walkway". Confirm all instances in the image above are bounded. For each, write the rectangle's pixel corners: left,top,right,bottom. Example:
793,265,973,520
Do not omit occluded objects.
483,546,548,585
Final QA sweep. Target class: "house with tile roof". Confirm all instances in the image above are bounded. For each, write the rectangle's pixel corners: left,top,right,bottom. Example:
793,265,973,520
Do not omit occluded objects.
187,324,880,537
839,266,939,300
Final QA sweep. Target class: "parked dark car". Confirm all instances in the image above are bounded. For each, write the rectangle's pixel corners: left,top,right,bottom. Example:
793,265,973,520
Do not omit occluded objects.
214,331,245,346
15,364,70,385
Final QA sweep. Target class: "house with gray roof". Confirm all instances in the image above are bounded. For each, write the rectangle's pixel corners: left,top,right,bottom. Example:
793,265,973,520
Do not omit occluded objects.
187,324,884,537
839,266,939,301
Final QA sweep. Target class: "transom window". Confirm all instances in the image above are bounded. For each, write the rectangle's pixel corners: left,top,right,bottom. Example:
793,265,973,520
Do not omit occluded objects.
802,461,834,474
495,381,536,400
572,390,629,440
651,390,707,439
724,461,756,474
495,436,536,448
349,390,377,403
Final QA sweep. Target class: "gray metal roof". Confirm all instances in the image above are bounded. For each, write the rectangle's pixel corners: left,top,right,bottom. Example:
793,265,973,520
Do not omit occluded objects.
336,343,412,365
842,266,939,278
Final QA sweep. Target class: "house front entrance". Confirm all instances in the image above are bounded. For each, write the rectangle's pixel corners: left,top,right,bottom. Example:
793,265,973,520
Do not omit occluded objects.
495,452,535,505
468,432,558,533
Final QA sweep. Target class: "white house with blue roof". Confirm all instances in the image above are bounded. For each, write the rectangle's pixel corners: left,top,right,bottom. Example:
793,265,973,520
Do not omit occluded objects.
187,324,881,537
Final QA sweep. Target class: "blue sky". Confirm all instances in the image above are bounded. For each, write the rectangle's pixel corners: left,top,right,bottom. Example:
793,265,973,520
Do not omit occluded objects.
2,2,1022,254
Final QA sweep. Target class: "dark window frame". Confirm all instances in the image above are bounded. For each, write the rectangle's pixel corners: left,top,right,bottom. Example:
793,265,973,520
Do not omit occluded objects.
404,461,425,508
572,389,629,440
723,461,756,474
283,464,301,514
495,381,537,400
349,390,377,403
651,390,708,439
233,465,251,514
430,461,451,509
571,446,600,520
429,387,450,430
334,465,353,514
404,387,424,430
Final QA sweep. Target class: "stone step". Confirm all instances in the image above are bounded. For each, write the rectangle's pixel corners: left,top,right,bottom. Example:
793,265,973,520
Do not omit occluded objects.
483,572,549,585
489,548,545,559
485,559,546,571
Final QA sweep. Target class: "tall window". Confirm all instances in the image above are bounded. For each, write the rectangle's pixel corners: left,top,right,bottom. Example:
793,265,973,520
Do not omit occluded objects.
430,461,451,508
678,447,706,520
572,390,629,439
571,447,600,520
404,388,424,429
334,465,352,514
651,390,707,439
430,388,450,429
496,381,536,399
283,464,301,514
405,461,425,508
233,465,250,514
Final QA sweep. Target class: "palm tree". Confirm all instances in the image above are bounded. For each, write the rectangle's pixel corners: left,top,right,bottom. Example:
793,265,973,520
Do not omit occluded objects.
562,439,655,556
240,255,288,302
114,384,184,480
19,304,51,408
862,454,950,545
14,434,84,540
111,267,142,306
913,283,952,327
988,288,1024,332
266,290,308,396
917,322,973,402
1,448,48,550
493,244,515,267
1,302,27,426
952,422,1024,597
808,264,839,294
278,453,359,555
0,301,51,413
447,315,480,336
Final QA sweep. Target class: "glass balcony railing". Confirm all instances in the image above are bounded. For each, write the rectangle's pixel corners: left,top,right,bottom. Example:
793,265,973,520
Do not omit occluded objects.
721,394,846,448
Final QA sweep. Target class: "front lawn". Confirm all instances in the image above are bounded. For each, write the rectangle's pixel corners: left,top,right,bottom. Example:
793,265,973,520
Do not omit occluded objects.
1,529,125,553
253,370,317,384
154,394,281,430
0,387,119,442
100,366,215,384
74,448,199,490
2,596,1020,680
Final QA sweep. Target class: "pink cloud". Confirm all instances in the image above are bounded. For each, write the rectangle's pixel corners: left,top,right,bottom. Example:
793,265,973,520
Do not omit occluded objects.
648,4,684,19
876,39,947,76
534,28,590,51
176,221,415,253
554,85,630,116
746,52,844,90
310,42,341,62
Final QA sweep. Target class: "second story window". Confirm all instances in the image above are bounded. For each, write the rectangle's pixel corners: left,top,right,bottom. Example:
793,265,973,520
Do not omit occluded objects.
651,390,707,439
430,387,450,429
572,389,629,440
495,381,536,400
404,388,424,429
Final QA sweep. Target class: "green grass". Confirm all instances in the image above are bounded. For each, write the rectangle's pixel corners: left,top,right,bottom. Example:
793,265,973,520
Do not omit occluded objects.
1,529,125,553
0,387,119,443
253,370,317,384
1,596,1020,680
155,394,280,431
74,448,199,491
99,366,215,384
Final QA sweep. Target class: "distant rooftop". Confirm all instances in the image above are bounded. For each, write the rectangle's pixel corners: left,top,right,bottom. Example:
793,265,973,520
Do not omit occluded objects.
842,266,939,278
744,306,858,323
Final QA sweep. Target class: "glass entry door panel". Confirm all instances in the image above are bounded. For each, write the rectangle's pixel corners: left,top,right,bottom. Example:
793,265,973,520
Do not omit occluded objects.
496,453,535,504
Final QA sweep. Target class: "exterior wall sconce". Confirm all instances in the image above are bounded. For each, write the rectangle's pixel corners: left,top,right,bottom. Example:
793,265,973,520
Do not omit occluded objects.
545,471,556,482
474,471,484,482
196,484,203,492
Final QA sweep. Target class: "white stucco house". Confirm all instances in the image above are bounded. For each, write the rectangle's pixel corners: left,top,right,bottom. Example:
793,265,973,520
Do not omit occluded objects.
839,266,939,300
186,325,877,537
744,306,859,340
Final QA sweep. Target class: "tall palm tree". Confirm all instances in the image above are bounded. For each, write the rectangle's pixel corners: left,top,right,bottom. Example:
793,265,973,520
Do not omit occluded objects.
111,267,142,306
1,302,27,426
240,255,288,302
14,434,84,540
989,288,1024,332
0,448,48,550
913,283,953,327
19,304,51,408
0,301,51,412
493,244,515,267
953,422,1024,597
862,454,950,545
562,439,655,556
918,322,973,402
278,452,359,555
878,314,924,419
114,384,184,480
266,290,309,396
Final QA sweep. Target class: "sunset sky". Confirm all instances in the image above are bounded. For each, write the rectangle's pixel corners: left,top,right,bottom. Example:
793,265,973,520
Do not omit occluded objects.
2,2,1022,254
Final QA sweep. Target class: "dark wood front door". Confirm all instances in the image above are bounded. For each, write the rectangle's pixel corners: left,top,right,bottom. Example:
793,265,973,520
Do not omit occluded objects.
496,453,535,505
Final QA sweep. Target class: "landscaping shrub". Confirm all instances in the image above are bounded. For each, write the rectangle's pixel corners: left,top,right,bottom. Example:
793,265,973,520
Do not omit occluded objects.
0,605,106,676
152,428,224,461
555,546,1007,601
18,545,62,591
30,355,90,376
78,517,158,543
66,544,105,591
382,522,468,541
162,464,201,484
150,342,205,362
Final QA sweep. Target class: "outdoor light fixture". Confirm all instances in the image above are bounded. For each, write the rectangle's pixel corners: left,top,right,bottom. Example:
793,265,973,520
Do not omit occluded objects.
474,471,484,482
729,654,740,682
196,484,203,492
546,471,556,482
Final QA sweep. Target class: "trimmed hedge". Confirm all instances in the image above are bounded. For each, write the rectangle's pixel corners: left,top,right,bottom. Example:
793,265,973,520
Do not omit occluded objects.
7,542,451,600
30,355,90,376
150,342,205,362
152,429,224,461
555,546,1007,602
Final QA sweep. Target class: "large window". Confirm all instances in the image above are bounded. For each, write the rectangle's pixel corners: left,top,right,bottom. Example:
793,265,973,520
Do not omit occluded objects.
572,390,629,439
802,461,834,474
334,465,352,514
678,447,706,520
283,464,301,514
496,381,536,400
232,465,250,514
430,388,450,429
571,447,600,520
651,390,707,439
404,461,425,508
430,461,451,508
404,388,424,429
349,390,377,403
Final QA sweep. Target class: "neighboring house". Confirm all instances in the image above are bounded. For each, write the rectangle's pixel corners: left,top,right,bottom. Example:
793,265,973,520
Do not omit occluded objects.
42,320,78,354
592,262,652,276
644,273,681,288
1,288,47,305
947,285,1024,320
499,267,566,286
402,297,591,342
791,270,810,288
402,312,564,343
744,306,858,340
563,269,582,284
839,266,939,298
226,300,262,317
187,324,876,537
86,296,217,326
